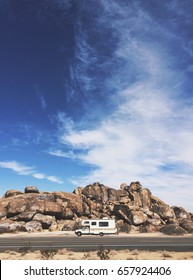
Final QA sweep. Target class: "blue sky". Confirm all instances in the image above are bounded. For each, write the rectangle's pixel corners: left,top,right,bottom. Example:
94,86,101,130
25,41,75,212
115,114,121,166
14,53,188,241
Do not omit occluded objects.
0,0,193,211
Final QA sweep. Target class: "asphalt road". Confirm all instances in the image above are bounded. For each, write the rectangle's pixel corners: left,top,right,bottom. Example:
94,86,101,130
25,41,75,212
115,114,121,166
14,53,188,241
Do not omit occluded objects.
0,234,193,251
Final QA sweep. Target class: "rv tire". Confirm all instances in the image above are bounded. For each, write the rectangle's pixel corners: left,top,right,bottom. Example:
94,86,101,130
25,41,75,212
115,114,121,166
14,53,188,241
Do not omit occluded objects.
99,232,104,237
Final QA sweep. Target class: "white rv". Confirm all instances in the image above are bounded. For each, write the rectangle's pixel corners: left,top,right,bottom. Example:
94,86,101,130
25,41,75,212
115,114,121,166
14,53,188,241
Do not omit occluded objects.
75,218,117,236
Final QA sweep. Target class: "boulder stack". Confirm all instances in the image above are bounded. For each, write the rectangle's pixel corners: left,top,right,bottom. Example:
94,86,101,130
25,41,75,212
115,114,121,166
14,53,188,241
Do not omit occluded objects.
0,182,192,235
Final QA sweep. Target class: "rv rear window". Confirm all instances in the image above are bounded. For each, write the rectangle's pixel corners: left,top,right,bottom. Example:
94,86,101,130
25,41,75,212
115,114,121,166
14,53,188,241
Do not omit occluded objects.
84,221,89,224
99,222,108,227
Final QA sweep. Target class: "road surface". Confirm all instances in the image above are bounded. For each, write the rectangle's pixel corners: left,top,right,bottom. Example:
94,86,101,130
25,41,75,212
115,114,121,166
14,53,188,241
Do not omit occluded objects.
0,233,193,251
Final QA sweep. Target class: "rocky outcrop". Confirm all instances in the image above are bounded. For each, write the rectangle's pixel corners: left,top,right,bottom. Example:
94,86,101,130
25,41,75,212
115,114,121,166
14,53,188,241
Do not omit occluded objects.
128,181,142,192
0,182,192,235
172,206,191,220
179,219,193,233
130,210,148,225
17,212,36,222
23,221,42,232
150,205,175,220
25,186,39,193
0,206,6,219
160,224,187,235
32,213,56,229
0,220,25,233
4,190,23,198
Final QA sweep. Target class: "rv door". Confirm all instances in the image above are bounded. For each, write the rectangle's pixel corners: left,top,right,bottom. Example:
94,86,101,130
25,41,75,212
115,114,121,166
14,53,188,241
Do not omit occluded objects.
82,226,90,234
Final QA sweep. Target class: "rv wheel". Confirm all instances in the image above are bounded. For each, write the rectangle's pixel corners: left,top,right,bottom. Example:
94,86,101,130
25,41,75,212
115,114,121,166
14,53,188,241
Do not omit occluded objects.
99,232,104,237
77,232,82,237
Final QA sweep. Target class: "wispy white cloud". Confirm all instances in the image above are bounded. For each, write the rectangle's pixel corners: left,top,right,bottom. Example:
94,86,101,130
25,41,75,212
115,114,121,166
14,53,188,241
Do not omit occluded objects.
48,149,77,160
0,160,63,184
34,84,47,111
32,173,46,179
58,80,193,210
33,172,63,184
50,0,193,211
0,160,34,175
2,123,50,148
46,176,63,184
39,96,47,111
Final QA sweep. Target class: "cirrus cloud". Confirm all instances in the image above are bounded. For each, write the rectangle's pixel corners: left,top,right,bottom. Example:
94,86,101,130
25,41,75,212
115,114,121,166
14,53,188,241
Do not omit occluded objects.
49,0,193,211
0,160,63,184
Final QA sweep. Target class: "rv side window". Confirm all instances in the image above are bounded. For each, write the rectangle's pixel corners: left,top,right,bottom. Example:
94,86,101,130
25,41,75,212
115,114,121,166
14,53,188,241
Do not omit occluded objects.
99,222,109,227
91,222,96,226
84,221,89,225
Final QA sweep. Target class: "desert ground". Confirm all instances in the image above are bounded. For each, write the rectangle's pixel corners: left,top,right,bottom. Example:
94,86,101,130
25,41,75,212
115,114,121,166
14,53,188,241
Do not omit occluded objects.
1,248,193,260
0,231,193,260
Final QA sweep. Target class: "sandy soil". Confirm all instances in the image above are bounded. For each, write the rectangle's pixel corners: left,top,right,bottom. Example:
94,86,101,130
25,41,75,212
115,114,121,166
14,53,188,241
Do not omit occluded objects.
1,248,193,260
0,231,193,260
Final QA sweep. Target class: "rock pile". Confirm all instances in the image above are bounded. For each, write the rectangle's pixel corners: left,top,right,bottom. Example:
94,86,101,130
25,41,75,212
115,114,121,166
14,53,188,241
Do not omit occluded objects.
0,182,192,235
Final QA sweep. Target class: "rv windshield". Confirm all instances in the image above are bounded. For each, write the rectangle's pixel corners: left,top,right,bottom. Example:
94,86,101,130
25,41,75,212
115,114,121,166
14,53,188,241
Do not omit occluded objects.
82,226,89,230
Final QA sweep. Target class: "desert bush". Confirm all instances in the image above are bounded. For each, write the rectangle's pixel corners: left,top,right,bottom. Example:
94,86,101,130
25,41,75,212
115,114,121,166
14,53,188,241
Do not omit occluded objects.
118,222,131,233
97,246,110,260
40,248,58,260
162,251,172,258
18,240,31,256
83,252,91,259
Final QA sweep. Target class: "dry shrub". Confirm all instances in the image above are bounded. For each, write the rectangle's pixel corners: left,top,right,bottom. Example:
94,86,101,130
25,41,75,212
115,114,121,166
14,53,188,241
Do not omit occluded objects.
97,246,111,260
84,252,91,259
40,248,58,260
18,241,31,256
162,251,172,258
118,222,131,233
